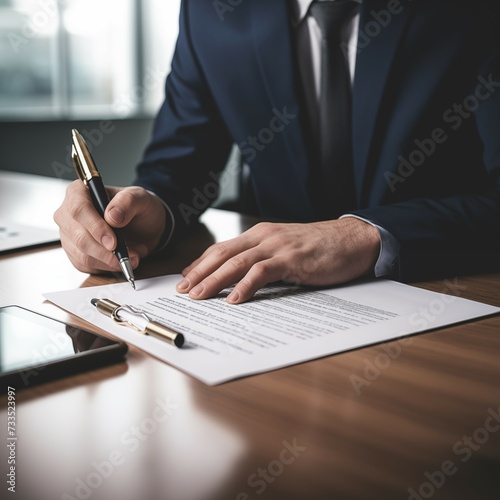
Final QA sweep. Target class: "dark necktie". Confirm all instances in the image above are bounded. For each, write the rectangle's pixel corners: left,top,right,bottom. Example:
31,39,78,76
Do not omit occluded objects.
309,0,358,217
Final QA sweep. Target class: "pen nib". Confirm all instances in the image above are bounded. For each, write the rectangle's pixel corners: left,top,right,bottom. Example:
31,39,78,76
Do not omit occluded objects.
118,257,136,290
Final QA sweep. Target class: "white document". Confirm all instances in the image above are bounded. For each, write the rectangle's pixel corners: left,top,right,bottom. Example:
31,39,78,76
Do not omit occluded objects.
0,220,59,253
44,275,499,385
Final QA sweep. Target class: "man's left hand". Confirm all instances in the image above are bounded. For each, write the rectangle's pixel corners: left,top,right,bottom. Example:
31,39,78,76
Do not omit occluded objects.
176,217,381,304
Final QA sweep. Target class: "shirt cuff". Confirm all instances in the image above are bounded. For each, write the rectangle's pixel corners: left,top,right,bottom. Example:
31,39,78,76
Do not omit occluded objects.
340,214,400,278
146,190,175,253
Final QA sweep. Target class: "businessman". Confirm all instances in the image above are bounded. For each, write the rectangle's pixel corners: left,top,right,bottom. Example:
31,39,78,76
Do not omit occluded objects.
55,0,500,304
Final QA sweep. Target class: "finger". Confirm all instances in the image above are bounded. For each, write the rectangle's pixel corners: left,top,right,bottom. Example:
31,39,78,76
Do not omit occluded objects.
181,226,265,276
125,241,150,260
59,225,141,273
186,247,263,299
104,186,156,228
55,181,117,252
105,187,167,254
181,239,236,276
227,258,287,304
63,238,141,274
59,227,120,274
177,237,260,293
181,254,207,276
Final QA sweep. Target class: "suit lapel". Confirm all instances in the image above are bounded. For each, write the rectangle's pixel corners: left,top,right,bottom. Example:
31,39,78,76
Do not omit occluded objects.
249,0,415,215
250,0,317,220
352,0,414,205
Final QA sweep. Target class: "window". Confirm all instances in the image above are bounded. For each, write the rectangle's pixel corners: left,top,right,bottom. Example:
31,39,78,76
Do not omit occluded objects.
0,0,181,120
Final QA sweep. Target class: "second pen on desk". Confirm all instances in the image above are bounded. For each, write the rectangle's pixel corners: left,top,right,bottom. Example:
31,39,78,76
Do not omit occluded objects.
71,129,136,290
91,298,185,348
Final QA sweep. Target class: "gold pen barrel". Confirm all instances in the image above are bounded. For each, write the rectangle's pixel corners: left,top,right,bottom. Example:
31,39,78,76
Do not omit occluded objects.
146,321,185,348
94,298,120,317
71,129,100,183
92,298,184,348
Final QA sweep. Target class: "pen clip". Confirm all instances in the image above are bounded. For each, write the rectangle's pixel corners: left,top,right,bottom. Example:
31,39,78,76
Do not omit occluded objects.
111,304,150,334
71,145,86,184
71,129,100,184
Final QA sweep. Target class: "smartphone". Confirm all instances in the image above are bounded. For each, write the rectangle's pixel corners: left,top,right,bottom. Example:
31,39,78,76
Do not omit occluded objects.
0,306,127,388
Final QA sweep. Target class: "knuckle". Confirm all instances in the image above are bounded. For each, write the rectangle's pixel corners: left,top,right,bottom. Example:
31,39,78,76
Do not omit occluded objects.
53,207,62,225
103,251,118,269
115,188,138,207
211,243,228,259
87,218,105,239
253,222,273,235
273,234,288,247
69,200,86,220
66,180,81,195
251,261,269,277
205,273,223,289
186,267,204,283
80,252,95,271
73,229,88,250
237,276,255,293
227,255,245,272
128,186,147,197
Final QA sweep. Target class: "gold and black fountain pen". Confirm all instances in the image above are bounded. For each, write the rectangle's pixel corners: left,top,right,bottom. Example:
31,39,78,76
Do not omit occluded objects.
71,129,136,290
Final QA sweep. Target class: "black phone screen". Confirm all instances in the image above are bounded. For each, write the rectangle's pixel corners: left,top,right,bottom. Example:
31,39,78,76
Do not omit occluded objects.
0,306,127,387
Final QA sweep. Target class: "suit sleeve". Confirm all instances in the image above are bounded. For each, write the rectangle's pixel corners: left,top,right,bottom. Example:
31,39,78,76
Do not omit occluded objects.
353,47,500,282
133,0,233,235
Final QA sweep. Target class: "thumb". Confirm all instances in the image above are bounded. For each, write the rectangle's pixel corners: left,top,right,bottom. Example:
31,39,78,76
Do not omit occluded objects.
104,187,149,228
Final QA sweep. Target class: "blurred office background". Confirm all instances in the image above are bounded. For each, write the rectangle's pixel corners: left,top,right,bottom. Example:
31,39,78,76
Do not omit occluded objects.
0,0,238,204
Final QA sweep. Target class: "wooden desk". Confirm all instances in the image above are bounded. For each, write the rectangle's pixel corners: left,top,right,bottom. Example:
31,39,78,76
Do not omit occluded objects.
1,171,499,500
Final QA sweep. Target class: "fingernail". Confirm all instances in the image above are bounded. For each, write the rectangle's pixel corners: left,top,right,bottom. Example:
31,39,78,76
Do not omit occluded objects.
109,207,125,224
177,278,190,291
190,284,205,297
131,256,139,268
102,235,114,250
228,290,240,303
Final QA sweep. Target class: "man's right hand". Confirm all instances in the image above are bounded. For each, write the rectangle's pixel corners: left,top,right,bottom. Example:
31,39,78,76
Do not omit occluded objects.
54,181,168,274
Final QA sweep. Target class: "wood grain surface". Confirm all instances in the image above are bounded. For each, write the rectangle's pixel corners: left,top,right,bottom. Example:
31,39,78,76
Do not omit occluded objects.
1,171,499,500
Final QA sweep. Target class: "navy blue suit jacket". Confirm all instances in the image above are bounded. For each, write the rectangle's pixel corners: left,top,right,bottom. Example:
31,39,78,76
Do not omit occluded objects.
135,0,500,281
